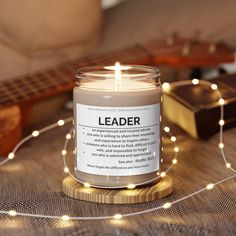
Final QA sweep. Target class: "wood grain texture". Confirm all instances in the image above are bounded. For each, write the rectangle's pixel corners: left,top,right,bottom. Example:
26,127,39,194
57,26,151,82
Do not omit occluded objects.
62,175,173,204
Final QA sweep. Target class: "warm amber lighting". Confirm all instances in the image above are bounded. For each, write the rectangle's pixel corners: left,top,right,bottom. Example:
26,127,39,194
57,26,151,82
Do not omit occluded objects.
8,152,15,160
219,143,224,149
32,131,39,137
206,183,214,190
115,62,121,81
61,150,67,155
211,84,218,90
164,126,170,133
172,159,177,164
113,214,123,220
192,79,199,85
226,163,231,168
83,182,91,188
61,215,70,221
160,172,166,177
219,98,225,105
162,82,170,92
0,79,232,222
219,120,225,126
174,147,179,152
104,64,131,71
127,184,136,189
58,120,65,126
162,202,172,209
171,136,176,142
8,210,17,216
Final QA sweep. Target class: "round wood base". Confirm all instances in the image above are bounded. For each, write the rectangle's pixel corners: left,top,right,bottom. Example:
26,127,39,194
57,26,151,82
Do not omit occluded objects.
62,176,173,204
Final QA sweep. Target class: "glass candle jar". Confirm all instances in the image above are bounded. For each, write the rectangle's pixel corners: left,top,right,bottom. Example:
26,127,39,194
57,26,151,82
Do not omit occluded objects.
73,64,162,188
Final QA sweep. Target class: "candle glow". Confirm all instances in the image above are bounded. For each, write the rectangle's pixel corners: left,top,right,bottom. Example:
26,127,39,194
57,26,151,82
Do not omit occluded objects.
115,62,121,90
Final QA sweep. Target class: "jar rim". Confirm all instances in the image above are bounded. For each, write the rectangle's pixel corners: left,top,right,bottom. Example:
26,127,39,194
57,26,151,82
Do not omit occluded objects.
76,65,160,81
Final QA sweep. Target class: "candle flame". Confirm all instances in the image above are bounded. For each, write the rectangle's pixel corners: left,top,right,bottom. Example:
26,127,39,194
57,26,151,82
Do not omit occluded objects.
114,62,122,91
104,62,133,91
115,62,121,81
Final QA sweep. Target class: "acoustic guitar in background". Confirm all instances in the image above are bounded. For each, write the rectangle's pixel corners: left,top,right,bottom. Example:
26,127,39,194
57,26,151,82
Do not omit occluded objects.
0,38,234,156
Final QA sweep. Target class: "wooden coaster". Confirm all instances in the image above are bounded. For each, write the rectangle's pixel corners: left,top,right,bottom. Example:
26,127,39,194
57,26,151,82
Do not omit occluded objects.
62,176,173,204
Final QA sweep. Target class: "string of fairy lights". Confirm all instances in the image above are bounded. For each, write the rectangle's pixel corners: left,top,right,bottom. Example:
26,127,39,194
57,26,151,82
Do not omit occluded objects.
0,79,235,222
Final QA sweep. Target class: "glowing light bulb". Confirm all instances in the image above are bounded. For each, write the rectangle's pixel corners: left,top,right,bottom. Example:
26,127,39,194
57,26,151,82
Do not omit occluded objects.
32,130,39,137
64,167,69,173
162,82,170,92
66,134,72,140
8,210,17,216
61,150,67,155
171,136,176,142
226,163,231,168
192,79,199,85
113,214,122,220
61,215,70,221
163,202,172,209
206,183,214,190
219,98,225,105
160,172,166,177
174,147,179,152
172,159,177,164
219,143,224,149
8,152,15,160
84,182,91,188
58,120,65,126
164,126,170,133
211,84,218,90
219,120,224,126
127,184,136,189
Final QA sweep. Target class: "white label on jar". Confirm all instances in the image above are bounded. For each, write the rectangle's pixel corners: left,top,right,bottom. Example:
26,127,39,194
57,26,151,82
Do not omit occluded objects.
76,103,160,176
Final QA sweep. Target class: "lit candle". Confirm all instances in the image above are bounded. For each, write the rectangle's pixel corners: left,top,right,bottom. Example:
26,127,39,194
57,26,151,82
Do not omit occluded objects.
74,63,162,188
